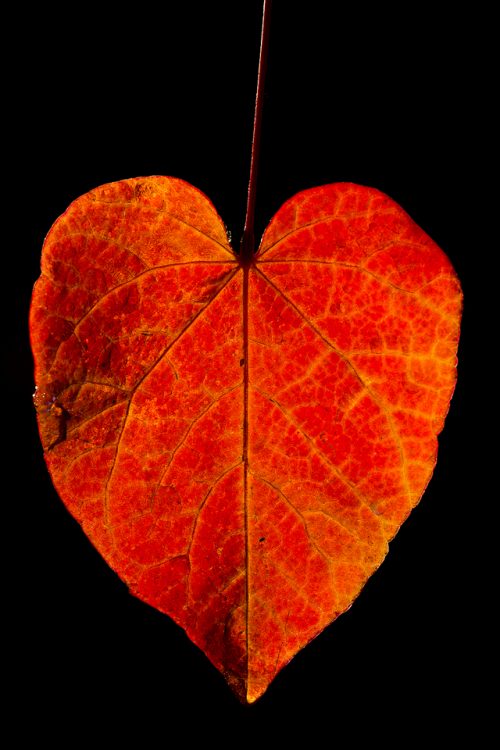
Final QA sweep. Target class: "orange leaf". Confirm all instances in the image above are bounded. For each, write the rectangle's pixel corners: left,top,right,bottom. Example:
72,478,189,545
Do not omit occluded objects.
30,176,461,702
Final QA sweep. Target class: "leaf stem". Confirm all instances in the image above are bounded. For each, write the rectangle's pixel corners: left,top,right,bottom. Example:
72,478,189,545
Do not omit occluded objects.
240,0,272,265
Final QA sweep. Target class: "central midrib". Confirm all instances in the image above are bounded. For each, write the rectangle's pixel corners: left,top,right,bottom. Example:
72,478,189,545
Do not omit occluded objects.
242,263,250,694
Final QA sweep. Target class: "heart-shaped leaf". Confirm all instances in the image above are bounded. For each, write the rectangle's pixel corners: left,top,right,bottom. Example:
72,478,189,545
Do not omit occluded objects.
30,176,461,702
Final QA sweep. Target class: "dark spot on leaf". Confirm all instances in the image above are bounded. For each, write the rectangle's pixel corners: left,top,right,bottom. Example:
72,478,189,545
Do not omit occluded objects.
46,401,71,450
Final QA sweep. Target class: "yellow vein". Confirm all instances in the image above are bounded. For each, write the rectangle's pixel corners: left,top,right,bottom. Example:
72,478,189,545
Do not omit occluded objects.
258,209,397,257
102,267,240,525
87,198,234,255
256,267,412,507
149,383,242,512
257,259,455,321
250,383,380,528
185,462,243,610
45,260,237,376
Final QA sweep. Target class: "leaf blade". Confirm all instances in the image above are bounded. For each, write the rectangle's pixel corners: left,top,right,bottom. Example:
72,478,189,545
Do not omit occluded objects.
30,177,462,703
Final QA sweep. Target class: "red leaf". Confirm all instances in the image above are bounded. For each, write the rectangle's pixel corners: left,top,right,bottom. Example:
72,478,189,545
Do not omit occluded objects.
30,176,462,702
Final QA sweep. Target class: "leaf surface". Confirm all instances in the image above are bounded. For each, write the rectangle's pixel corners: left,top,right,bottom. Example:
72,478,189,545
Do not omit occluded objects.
30,176,462,702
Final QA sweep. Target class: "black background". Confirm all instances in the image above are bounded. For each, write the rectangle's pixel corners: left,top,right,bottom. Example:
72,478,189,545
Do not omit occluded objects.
9,0,472,740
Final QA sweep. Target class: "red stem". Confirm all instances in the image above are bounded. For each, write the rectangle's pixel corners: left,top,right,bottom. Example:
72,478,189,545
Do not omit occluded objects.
240,0,272,264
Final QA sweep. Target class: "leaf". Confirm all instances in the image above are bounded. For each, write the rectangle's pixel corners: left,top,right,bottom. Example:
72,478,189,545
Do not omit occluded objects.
30,176,462,703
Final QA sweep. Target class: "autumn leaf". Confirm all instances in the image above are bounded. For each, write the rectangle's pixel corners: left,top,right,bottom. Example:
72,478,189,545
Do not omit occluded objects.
30,176,461,703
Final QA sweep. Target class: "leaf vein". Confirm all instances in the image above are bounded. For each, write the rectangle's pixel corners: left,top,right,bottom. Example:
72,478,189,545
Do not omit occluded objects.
102,268,240,524
256,267,413,507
